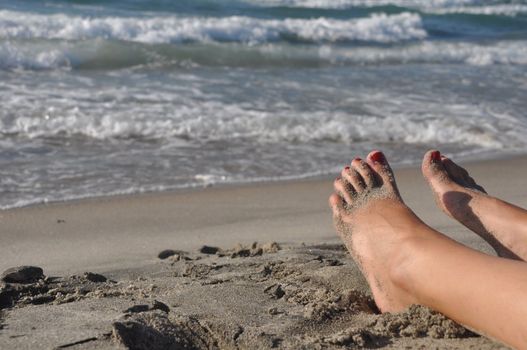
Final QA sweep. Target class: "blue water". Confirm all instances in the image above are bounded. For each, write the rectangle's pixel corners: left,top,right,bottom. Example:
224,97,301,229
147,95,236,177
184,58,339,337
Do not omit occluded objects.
0,0,526,208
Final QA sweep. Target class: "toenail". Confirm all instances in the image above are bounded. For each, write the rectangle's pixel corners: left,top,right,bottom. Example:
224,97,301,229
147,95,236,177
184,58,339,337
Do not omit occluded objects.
344,166,350,170
353,157,362,162
431,151,441,162
370,152,385,164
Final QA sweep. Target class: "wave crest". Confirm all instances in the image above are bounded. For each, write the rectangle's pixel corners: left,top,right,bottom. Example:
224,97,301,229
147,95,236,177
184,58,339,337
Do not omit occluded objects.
1,39,526,71
238,0,479,9
0,10,426,44
2,99,523,151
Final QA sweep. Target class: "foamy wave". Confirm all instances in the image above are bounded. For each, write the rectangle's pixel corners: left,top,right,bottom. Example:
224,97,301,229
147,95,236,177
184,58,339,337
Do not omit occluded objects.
425,4,527,16
1,39,526,71
327,40,527,66
0,41,73,70
2,97,525,151
238,0,527,16
0,10,426,44
238,0,479,9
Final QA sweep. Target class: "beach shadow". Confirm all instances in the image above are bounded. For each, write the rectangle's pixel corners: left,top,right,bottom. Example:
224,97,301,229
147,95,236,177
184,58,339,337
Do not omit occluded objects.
442,191,521,260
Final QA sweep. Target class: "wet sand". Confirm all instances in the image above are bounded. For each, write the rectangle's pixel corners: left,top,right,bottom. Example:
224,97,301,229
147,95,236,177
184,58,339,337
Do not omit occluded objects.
1,156,524,349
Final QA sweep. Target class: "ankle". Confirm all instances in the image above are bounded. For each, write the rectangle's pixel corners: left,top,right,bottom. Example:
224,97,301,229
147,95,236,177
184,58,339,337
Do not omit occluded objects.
386,236,424,306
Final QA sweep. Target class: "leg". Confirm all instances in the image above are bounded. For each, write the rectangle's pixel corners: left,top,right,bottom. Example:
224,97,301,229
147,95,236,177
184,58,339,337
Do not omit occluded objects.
330,150,527,349
422,150,527,260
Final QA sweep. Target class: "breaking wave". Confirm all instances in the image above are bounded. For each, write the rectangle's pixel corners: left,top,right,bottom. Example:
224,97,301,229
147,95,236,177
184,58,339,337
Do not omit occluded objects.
2,97,525,151
0,10,426,44
1,39,526,70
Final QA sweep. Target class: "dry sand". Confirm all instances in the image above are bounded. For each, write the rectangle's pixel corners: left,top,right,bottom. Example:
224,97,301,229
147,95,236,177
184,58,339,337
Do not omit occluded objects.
1,156,525,349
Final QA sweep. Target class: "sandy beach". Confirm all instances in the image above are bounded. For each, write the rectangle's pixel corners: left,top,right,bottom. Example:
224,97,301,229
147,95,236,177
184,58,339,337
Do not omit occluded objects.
2,1,527,347
1,156,524,349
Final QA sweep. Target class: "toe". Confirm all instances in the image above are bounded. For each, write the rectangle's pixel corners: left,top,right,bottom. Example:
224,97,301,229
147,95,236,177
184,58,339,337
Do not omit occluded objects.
366,150,397,190
351,158,375,188
421,150,452,186
334,177,355,205
342,166,366,193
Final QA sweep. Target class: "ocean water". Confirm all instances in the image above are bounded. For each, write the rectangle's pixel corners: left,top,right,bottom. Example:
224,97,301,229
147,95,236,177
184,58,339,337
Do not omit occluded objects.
0,0,526,209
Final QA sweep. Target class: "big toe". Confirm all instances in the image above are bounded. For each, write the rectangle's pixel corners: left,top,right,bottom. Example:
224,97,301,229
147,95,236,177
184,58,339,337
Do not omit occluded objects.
365,150,399,194
421,150,453,189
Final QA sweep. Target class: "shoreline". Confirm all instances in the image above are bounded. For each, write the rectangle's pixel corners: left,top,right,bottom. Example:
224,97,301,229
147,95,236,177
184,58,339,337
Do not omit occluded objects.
2,155,527,276
3,149,524,213
1,155,524,349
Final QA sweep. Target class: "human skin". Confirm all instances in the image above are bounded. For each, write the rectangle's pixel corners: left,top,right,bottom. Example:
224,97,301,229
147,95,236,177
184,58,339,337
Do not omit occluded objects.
422,149,527,261
329,150,527,349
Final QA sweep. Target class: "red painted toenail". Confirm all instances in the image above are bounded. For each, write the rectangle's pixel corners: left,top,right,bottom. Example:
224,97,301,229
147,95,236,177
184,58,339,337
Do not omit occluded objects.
344,166,350,170
353,157,362,162
431,151,441,162
370,152,385,164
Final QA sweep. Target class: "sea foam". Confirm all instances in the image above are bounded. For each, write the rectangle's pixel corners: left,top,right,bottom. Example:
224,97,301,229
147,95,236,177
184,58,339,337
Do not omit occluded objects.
238,0,527,17
1,90,523,151
236,0,480,9
425,4,527,16
1,39,526,71
0,10,426,44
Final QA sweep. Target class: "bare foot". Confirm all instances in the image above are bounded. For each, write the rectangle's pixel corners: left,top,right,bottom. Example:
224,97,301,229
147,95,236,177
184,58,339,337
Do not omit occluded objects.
422,150,527,261
330,151,527,348
329,150,427,312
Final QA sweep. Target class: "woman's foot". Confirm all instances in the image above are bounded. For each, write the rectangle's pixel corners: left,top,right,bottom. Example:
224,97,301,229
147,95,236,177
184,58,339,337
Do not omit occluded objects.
421,150,527,261
329,150,433,312
330,150,527,348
